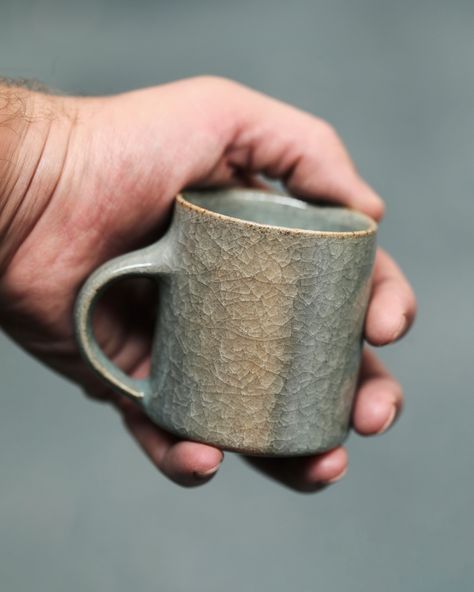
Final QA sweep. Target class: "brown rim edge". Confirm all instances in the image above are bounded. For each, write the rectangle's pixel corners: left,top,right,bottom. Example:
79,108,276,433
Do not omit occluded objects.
176,189,377,238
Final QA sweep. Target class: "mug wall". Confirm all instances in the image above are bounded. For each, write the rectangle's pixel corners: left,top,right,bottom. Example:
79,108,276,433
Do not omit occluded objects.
1,1,473,591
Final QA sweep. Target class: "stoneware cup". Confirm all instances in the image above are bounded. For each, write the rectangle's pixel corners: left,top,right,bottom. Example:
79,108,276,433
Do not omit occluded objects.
75,188,377,456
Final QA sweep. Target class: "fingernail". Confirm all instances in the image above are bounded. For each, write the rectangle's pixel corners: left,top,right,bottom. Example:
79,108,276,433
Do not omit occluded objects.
193,453,224,480
366,188,385,220
327,466,348,484
377,405,397,434
373,195,385,217
194,465,220,479
393,313,408,341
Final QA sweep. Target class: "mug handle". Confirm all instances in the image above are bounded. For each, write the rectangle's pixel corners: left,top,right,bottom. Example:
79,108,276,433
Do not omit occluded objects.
74,241,171,403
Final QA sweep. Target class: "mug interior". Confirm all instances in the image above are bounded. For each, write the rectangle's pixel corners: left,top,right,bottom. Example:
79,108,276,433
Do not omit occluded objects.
182,189,375,234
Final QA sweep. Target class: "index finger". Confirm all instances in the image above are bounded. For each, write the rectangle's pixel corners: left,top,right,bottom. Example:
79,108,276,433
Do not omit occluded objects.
222,82,385,220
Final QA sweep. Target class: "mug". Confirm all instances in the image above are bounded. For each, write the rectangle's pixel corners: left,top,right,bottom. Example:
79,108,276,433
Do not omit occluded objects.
75,188,377,456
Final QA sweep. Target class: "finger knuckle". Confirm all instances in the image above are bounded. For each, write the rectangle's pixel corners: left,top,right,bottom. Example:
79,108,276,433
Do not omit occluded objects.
191,75,242,94
314,117,340,142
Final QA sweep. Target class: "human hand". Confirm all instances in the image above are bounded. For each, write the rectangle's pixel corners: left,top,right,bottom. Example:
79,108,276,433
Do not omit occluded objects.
0,77,416,491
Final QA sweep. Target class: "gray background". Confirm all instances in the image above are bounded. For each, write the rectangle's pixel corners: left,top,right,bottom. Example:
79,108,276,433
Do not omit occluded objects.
1,0,473,590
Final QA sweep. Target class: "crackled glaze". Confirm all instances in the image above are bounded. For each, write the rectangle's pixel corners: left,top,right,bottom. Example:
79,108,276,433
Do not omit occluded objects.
75,189,377,456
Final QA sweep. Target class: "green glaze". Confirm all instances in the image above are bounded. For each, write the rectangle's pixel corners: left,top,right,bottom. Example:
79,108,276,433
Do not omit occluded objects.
75,189,377,456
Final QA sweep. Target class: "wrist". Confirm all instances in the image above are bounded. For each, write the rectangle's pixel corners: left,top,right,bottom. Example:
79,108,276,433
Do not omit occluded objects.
0,85,76,273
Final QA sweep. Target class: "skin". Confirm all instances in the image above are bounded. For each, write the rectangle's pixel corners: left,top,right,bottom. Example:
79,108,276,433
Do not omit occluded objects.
0,76,416,492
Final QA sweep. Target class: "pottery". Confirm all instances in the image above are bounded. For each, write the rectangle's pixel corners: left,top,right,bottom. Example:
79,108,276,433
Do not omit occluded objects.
75,188,377,456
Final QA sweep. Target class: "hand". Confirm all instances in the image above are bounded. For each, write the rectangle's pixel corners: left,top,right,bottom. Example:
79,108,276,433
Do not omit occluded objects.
0,77,416,491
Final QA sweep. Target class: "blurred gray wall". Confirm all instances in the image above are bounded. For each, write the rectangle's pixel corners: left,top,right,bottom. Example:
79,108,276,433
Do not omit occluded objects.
1,1,473,590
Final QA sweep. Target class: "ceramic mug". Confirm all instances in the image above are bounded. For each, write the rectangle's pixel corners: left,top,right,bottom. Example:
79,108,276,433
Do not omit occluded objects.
75,188,377,456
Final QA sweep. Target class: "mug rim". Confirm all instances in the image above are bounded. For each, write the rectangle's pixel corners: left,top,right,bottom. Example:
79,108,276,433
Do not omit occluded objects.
176,188,377,238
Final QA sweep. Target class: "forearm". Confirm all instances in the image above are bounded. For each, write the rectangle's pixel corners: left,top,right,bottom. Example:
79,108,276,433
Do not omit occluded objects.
0,82,74,274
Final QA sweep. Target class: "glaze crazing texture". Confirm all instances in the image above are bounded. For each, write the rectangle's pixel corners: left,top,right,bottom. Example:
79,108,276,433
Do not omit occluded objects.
146,193,376,456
